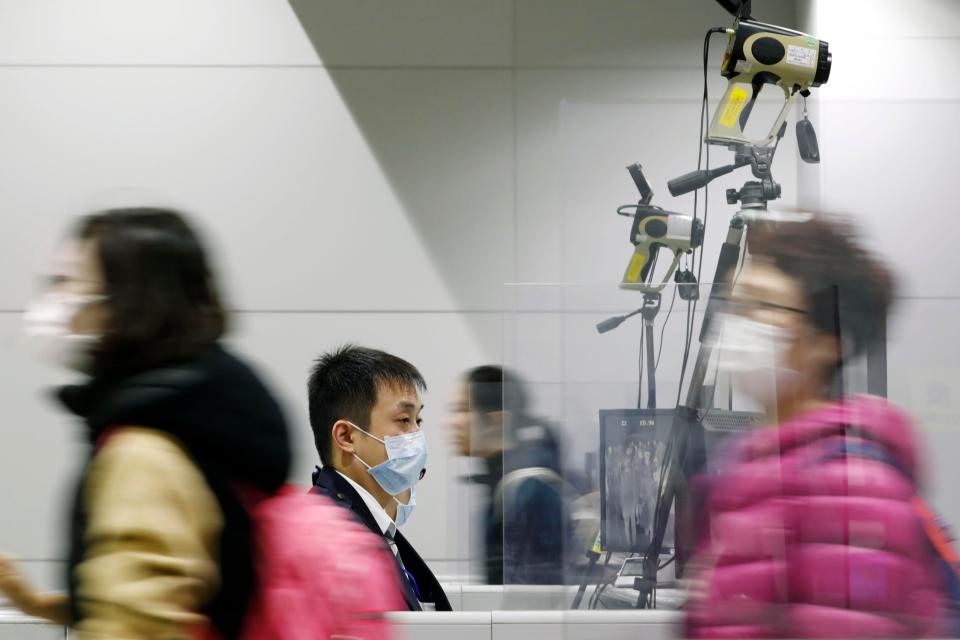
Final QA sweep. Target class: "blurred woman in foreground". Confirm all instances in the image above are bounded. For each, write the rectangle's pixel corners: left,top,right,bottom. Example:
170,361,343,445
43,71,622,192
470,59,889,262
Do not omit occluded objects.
686,216,949,638
0,209,290,638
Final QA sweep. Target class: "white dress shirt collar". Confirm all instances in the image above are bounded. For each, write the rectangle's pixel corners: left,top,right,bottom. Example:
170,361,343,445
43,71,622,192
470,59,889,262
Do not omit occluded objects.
336,471,397,537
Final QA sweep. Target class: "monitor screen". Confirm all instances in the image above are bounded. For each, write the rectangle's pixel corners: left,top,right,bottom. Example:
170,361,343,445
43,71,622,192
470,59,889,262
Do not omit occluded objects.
598,407,761,554
599,409,674,553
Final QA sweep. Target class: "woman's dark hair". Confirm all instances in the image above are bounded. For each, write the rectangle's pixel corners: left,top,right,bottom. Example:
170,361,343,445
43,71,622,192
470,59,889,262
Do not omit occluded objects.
747,215,895,362
77,207,226,376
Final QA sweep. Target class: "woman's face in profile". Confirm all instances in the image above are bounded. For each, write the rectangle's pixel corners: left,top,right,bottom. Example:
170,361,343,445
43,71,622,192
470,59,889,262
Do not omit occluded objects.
48,238,109,337
734,258,838,395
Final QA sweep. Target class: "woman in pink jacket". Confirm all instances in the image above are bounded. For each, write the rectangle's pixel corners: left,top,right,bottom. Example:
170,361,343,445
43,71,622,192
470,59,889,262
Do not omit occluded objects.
686,216,949,638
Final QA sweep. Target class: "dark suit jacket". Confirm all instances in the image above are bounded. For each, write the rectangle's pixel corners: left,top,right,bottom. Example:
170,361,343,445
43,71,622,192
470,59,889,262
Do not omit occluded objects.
311,466,452,611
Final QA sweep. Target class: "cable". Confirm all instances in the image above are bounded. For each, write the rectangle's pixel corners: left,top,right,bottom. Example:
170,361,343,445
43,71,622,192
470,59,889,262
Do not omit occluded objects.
675,26,725,409
697,28,722,284
591,580,613,609
655,285,678,370
636,328,645,409
588,552,614,609
686,31,710,281
673,29,711,406
650,425,675,552
639,424,676,609
641,28,727,609
592,581,613,609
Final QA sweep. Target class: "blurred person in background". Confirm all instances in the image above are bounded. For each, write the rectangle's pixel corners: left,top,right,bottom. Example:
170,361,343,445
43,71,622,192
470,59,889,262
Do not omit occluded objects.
0,208,291,638
308,345,452,612
685,215,950,638
448,365,575,585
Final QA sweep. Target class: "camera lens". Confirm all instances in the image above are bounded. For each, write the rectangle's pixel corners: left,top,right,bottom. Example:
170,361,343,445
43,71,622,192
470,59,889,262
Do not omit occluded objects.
813,41,831,86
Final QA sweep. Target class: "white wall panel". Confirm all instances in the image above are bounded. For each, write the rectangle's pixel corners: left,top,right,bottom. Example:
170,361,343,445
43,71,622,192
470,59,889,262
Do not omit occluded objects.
803,0,960,528
0,314,85,566
515,0,798,68
288,0,514,67
820,38,960,102
0,0,317,66
816,102,958,298
388,612,492,640
886,297,960,526
0,67,514,313
809,0,960,38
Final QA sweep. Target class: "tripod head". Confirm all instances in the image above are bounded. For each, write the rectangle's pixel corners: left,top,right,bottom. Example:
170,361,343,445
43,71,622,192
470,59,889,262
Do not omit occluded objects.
667,120,787,199
726,179,779,209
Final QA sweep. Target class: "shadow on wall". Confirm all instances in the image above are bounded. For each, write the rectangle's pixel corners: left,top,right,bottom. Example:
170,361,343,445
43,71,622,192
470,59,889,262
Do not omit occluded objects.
284,0,804,361
287,0,515,361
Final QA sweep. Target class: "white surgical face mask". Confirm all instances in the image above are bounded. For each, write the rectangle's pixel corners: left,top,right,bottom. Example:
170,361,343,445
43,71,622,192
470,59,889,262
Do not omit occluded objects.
23,291,104,374
349,422,428,496
349,422,427,527
393,486,416,527
715,313,799,411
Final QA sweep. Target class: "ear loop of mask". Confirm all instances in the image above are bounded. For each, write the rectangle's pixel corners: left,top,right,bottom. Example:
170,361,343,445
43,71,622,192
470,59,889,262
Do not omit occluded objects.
346,422,381,473
346,421,416,508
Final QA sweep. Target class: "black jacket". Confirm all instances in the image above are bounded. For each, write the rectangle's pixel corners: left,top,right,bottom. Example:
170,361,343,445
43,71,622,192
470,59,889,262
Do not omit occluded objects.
59,346,291,638
311,466,451,612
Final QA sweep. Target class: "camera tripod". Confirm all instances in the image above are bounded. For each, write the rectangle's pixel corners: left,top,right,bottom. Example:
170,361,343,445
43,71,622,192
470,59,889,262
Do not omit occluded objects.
635,173,780,608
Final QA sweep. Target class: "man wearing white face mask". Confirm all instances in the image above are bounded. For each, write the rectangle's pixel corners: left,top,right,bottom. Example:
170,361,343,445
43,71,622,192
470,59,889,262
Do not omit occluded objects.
308,345,451,612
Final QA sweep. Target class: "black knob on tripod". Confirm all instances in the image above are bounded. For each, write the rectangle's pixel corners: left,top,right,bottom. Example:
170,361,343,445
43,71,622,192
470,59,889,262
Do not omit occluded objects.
726,180,779,208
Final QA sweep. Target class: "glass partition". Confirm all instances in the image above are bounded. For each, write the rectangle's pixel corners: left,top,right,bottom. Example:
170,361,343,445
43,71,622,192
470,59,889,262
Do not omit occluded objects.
491,280,888,612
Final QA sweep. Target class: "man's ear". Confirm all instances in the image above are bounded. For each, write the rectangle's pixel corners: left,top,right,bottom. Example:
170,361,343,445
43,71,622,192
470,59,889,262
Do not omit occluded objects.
331,420,357,455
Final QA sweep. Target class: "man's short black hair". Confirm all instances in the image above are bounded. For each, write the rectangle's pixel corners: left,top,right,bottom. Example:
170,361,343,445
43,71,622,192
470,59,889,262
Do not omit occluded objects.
308,345,426,468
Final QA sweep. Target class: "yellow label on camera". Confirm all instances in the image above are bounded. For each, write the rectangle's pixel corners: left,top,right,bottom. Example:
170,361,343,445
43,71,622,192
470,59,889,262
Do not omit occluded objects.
719,86,749,129
592,531,604,554
625,251,647,283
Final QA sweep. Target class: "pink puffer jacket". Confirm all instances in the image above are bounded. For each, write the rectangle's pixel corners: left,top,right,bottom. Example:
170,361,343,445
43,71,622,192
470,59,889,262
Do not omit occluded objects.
685,395,948,638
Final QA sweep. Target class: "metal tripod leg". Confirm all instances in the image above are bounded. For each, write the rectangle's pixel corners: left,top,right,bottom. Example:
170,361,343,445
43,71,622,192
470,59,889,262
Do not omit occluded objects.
641,214,748,597
641,292,661,409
